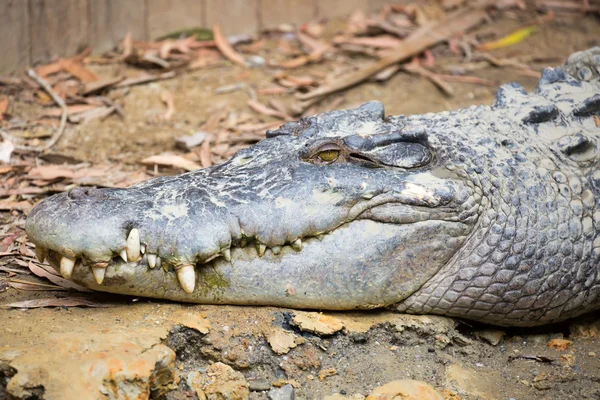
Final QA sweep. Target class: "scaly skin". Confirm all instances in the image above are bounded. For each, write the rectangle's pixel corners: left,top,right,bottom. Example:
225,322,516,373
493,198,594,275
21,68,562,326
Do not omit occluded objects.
26,48,600,326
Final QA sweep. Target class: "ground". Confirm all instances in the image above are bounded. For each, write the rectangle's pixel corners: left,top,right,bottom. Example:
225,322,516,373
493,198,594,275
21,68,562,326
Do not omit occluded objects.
1,4,600,400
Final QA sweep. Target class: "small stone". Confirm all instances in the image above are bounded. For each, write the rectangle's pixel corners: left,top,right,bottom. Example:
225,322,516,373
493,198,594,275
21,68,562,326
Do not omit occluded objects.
390,345,398,351
268,384,295,400
547,339,573,351
474,329,505,346
266,329,299,355
189,362,249,400
291,312,344,335
324,394,365,400
365,380,444,400
249,378,271,392
560,354,575,366
318,367,338,381
589,352,597,357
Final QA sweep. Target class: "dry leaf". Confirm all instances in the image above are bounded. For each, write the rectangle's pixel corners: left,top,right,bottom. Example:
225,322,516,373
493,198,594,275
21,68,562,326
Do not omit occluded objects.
28,261,92,292
213,24,246,67
59,59,98,83
141,154,201,171
0,140,14,164
0,297,114,309
28,165,75,180
0,201,32,212
0,96,8,120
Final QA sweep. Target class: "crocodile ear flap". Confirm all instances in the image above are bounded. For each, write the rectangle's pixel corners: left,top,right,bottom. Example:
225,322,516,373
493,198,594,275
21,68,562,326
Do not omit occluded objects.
555,133,598,163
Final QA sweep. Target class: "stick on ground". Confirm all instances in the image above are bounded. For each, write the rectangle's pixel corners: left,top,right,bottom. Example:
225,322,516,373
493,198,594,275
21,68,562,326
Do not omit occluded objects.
298,4,490,100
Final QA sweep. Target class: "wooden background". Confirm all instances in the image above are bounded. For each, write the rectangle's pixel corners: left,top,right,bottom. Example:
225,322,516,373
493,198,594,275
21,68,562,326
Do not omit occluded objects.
0,0,391,75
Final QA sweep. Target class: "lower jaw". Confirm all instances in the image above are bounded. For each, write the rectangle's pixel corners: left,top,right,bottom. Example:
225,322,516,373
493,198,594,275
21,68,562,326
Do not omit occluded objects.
46,218,468,310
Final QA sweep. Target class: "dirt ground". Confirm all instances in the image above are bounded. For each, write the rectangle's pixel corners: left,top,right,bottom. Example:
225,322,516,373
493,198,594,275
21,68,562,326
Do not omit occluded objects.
1,5,600,400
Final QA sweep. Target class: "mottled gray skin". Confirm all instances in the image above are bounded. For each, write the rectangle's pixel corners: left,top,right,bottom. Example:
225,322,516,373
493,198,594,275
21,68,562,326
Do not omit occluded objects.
26,48,600,326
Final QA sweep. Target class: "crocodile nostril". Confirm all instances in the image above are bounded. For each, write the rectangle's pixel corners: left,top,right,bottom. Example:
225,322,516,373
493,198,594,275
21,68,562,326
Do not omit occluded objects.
67,187,88,200
67,188,106,200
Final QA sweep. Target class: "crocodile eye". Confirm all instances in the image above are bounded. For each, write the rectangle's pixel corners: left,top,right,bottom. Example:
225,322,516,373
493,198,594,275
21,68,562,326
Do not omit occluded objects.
317,149,340,163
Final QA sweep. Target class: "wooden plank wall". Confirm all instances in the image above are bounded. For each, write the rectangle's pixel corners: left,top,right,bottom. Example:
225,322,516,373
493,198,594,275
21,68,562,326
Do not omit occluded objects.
0,0,391,74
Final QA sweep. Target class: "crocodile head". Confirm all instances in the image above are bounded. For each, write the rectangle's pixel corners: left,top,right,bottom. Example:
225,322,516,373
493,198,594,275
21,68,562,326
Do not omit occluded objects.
26,101,479,308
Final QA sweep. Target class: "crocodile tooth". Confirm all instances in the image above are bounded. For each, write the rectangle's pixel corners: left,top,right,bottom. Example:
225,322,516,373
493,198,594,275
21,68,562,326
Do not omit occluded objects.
140,244,146,254
271,246,281,255
92,266,106,284
60,256,76,279
317,234,324,241
257,243,266,257
291,239,302,251
223,249,231,262
155,256,162,269
147,254,157,268
35,246,45,263
120,249,128,262
126,228,141,262
176,265,196,293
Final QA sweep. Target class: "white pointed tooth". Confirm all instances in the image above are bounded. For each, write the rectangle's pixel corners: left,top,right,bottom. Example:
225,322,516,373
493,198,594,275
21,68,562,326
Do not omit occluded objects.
223,249,231,262
60,256,76,279
291,238,302,251
156,256,162,268
147,254,157,268
92,266,106,284
35,246,45,263
126,228,141,262
271,246,281,255
176,265,196,294
140,244,146,254
317,234,324,241
120,249,128,262
257,243,266,257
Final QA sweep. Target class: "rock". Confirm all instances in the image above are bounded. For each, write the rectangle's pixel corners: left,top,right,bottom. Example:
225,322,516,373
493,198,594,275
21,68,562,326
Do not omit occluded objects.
365,380,444,400
266,329,299,355
248,378,271,391
318,367,337,381
474,329,505,346
268,384,295,400
188,362,249,400
547,339,573,350
444,363,501,400
324,394,365,400
291,312,344,335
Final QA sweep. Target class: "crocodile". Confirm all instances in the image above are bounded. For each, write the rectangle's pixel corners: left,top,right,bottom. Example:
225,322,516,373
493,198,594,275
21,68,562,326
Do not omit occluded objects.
25,47,600,327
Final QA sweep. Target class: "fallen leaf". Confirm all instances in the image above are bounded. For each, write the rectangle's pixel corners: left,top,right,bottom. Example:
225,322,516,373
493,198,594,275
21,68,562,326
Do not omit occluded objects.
28,165,75,180
247,99,291,120
0,297,115,309
59,59,98,83
213,24,246,67
335,34,404,49
0,96,8,120
0,201,32,212
40,104,98,118
547,339,573,351
28,261,93,292
0,140,14,163
141,154,201,171
477,26,537,51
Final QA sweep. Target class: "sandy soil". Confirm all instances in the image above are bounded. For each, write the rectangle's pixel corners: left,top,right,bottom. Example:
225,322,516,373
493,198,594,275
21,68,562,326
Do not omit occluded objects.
1,9,600,400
